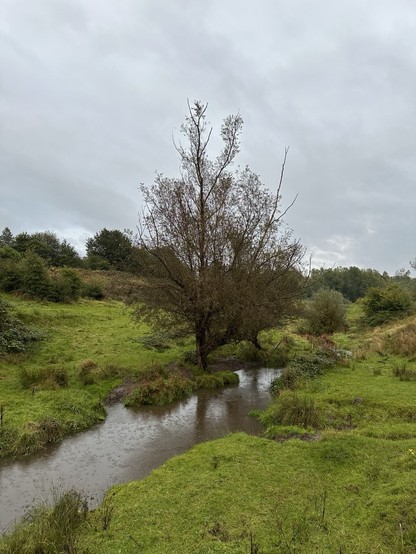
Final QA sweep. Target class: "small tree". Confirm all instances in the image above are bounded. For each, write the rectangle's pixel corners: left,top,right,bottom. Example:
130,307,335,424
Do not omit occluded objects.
136,101,304,371
86,229,133,270
302,289,347,335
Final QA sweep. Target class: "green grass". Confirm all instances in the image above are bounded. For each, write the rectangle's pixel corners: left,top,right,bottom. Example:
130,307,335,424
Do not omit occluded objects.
4,296,416,551
0,293,189,459
73,432,416,553
70,309,416,553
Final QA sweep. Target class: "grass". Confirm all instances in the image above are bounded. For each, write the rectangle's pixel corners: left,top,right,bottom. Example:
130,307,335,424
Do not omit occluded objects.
0,292,189,459
70,306,416,552
4,297,416,551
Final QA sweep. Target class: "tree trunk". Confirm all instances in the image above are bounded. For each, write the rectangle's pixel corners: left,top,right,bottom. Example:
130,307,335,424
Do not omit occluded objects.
196,323,210,372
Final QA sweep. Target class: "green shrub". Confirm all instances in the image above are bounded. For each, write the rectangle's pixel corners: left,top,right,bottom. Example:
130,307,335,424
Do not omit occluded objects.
81,282,105,299
0,304,41,355
362,283,413,326
301,289,347,335
271,348,336,394
19,252,52,300
48,269,82,302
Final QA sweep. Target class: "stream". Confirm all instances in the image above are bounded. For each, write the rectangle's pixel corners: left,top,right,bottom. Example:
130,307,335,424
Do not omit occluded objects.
0,367,278,533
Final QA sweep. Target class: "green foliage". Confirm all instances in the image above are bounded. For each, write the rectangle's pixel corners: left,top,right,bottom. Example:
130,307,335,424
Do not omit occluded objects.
48,268,82,302
0,300,40,354
309,266,386,301
0,489,87,554
301,289,347,335
270,347,337,394
19,252,52,299
86,228,133,271
81,282,105,299
12,231,81,267
362,283,413,326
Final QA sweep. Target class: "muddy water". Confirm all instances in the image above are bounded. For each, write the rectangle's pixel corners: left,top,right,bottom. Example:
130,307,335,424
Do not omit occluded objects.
0,367,278,533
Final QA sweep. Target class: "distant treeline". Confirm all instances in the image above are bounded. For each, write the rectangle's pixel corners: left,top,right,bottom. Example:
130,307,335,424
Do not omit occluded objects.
1,226,415,303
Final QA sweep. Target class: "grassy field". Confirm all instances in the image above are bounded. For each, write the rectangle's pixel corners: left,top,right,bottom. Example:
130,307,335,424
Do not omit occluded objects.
0,292,188,459
2,297,416,552
70,312,416,553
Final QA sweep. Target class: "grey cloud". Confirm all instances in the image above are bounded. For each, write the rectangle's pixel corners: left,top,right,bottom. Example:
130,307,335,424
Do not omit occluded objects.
1,0,415,272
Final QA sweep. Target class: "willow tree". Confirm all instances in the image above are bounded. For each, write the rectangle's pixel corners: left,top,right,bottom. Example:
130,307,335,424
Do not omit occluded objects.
136,101,304,371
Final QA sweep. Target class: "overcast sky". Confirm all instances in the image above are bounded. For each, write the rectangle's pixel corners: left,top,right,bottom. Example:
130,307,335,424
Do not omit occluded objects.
1,0,415,274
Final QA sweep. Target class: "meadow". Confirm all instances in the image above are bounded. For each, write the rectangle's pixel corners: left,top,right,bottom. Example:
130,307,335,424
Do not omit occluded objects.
2,294,416,552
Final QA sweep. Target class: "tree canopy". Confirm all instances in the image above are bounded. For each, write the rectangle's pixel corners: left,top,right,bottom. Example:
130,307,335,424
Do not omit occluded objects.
135,101,305,370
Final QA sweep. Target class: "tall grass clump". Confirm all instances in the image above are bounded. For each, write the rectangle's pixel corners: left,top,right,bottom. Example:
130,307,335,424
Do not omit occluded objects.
0,489,88,554
195,371,239,389
260,390,324,429
124,368,196,407
385,323,416,357
18,367,68,389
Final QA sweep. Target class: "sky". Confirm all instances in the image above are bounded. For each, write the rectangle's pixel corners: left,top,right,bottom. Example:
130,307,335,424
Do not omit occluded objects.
1,0,415,274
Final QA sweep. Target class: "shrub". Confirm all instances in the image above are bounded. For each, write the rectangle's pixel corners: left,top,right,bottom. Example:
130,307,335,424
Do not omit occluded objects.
81,282,105,299
19,252,52,300
301,289,347,335
362,283,413,326
48,269,82,302
270,348,337,394
0,300,41,354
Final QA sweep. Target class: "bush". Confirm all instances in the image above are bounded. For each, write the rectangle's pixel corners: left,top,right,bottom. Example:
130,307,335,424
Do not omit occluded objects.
48,269,82,302
81,282,105,299
362,283,413,326
270,348,337,394
0,300,41,354
301,289,347,335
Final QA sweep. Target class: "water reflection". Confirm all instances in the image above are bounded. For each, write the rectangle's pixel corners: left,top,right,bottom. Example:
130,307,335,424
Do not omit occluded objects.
0,367,278,532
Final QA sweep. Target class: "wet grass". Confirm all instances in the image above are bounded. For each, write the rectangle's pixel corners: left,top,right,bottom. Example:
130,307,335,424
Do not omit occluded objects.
0,293,189,459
